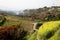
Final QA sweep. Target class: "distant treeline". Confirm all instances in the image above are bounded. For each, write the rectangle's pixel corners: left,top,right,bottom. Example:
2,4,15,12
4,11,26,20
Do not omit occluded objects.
19,6,60,21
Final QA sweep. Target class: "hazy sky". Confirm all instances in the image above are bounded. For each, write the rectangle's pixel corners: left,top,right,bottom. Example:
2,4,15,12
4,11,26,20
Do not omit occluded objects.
0,0,60,11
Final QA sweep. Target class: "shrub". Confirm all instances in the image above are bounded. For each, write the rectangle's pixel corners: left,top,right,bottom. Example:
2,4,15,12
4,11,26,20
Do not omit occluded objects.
0,25,27,40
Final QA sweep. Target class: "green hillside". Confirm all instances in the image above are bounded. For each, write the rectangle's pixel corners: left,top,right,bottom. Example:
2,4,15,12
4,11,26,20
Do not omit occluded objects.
28,21,60,40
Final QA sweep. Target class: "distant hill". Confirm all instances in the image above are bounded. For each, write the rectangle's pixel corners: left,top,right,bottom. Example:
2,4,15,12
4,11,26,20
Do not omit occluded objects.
18,6,60,21
0,10,17,15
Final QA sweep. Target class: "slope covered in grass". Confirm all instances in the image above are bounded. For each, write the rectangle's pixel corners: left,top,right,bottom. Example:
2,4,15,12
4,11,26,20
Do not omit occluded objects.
28,21,60,40
38,21,60,40
28,31,37,40
49,29,60,40
3,20,21,26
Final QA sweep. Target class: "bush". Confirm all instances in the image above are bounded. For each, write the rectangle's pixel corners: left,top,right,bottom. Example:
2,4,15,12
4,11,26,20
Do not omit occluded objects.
0,25,28,40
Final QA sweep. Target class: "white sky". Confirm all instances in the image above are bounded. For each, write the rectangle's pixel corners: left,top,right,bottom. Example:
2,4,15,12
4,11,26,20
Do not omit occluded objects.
0,0,60,11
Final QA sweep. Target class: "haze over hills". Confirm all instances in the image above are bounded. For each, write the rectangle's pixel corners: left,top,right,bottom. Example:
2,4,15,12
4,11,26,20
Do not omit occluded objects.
0,9,18,15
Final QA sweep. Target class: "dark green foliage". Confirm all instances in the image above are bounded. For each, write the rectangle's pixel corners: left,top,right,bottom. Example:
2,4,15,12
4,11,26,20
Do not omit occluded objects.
36,23,42,29
45,31,55,39
15,29,28,40
0,16,6,26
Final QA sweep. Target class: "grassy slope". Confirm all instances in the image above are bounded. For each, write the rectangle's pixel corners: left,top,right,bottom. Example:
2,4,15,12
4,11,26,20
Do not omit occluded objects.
28,21,60,40
28,31,37,40
0,15,35,32
38,21,60,40
49,29,60,40
2,20,21,26
0,15,21,27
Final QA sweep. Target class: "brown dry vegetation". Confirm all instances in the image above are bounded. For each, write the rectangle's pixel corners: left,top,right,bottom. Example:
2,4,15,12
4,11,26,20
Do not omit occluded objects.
4,15,35,32
0,25,20,40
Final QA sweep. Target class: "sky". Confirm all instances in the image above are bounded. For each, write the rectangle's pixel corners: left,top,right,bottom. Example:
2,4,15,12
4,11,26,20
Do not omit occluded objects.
0,0,60,11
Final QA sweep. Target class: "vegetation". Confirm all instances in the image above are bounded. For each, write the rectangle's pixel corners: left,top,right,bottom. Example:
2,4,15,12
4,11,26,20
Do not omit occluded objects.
28,31,37,40
38,21,60,40
0,14,34,40
28,21,60,40
19,6,60,21
0,6,60,40
0,25,28,40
